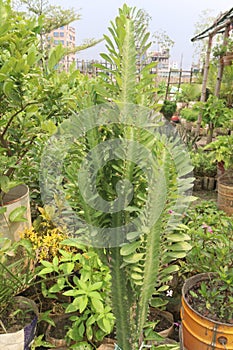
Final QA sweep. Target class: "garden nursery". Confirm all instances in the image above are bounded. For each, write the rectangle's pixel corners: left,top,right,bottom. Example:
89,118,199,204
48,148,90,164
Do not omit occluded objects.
0,1,233,350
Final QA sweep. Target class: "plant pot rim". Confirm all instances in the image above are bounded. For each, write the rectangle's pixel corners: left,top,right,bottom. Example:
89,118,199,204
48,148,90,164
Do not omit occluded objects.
218,171,233,186
182,272,233,326
0,184,29,206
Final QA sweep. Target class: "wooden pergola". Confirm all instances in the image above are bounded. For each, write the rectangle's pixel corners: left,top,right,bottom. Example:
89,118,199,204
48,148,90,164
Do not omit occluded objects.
191,7,233,134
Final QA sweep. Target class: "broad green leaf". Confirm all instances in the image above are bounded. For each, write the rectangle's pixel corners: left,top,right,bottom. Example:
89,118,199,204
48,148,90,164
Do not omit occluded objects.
0,175,10,193
123,253,144,264
9,206,27,223
91,297,104,312
120,241,141,256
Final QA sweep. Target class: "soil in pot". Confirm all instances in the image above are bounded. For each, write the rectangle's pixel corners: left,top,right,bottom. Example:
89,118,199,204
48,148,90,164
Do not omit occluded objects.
148,307,174,337
185,279,233,324
0,297,38,334
0,296,38,350
45,313,74,349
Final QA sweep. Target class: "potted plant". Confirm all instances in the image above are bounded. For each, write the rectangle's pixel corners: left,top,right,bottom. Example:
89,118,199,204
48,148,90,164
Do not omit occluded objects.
177,200,233,349
0,2,45,240
0,1,68,240
0,238,38,349
160,100,177,121
190,149,217,191
205,135,233,215
40,5,194,349
193,95,233,144
179,107,199,132
181,272,233,350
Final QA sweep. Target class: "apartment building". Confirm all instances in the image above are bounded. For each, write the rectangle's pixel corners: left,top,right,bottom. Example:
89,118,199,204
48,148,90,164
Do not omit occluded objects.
47,25,76,71
149,49,170,76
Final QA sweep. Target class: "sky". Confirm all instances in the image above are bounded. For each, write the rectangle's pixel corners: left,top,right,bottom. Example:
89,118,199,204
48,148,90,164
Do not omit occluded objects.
49,0,233,69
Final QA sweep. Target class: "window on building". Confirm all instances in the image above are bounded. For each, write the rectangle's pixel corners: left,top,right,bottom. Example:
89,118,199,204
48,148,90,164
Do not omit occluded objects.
60,26,64,29
54,40,59,45
60,40,64,45
53,32,59,37
60,32,64,37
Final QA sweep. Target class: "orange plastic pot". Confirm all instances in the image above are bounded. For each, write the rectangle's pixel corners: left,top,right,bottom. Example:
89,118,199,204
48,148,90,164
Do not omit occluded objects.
181,273,233,350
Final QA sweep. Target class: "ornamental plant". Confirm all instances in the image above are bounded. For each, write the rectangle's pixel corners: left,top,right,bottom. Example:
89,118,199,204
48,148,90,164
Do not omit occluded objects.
193,95,233,143
40,5,194,349
0,1,92,204
190,149,217,177
179,201,233,322
205,134,233,171
38,241,114,348
20,205,72,261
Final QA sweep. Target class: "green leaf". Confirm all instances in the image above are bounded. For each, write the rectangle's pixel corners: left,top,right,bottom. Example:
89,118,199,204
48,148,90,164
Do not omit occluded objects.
79,295,88,313
120,241,141,256
38,267,54,275
160,265,179,276
123,253,144,264
150,298,168,308
91,297,104,312
169,241,192,251
0,175,9,193
131,272,143,280
0,207,7,215
9,206,27,223
89,282,103,291
65,303,79,313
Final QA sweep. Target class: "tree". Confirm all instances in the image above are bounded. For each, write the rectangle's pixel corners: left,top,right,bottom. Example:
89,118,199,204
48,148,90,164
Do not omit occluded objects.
192,9,216,66
152,29,174,56
12,0,101,55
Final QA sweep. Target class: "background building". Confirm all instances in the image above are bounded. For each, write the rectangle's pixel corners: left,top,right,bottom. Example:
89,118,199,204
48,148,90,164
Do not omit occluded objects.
47,25,76,71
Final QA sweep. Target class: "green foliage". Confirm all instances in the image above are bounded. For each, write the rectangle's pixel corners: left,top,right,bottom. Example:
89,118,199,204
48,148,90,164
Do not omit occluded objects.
179,201,233,321
0,0,101,215
193,95,233,143
190,271,233,322
219,65,233,107
0,238,36,312
160,100,177,120
38,242,114,346
205,135,233,170
190,149,216,177
179,200,233,276
212,36,233,58
45,5,194,350
179,107,199,123
176,84,202,104
194,95,233,129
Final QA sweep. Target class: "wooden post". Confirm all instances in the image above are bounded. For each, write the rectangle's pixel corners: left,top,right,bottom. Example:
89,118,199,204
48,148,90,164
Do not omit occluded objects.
195,34,213,136
215,24,230,97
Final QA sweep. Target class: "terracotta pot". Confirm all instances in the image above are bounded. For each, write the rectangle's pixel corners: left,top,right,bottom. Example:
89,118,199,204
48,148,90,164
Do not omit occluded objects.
181,273,233,349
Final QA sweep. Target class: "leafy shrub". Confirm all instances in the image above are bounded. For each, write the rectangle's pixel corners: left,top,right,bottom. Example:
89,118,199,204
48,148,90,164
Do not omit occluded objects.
160,100,177,120
180,108,199,123
179,201,233,277
190,149,217,177
38,241,114,347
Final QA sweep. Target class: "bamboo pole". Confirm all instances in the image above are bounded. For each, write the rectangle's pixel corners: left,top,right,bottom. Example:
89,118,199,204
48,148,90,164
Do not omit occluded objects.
195,34,213,136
